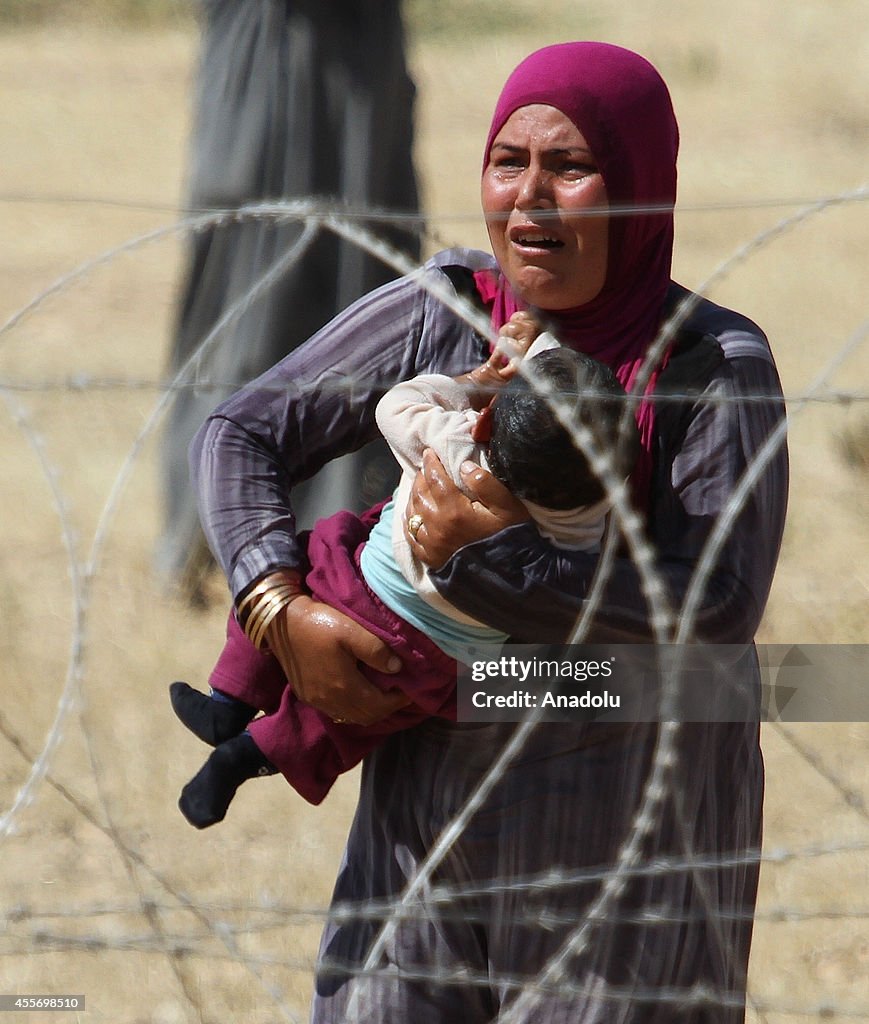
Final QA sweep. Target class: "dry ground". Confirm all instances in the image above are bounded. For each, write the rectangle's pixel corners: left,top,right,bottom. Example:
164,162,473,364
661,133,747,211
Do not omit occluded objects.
0,2,867,1021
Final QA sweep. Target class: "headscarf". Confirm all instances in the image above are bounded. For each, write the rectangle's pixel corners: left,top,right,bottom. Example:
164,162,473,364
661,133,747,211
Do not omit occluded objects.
473,42,680,510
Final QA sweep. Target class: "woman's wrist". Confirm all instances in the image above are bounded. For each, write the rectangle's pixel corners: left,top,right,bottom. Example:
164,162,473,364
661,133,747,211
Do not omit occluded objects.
236,568,306,650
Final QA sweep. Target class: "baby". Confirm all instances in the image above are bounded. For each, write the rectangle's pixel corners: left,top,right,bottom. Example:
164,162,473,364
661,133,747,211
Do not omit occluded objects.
171,312,639,826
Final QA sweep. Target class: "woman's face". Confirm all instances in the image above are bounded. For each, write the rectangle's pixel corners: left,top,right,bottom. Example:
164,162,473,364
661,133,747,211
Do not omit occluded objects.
481,104,609,311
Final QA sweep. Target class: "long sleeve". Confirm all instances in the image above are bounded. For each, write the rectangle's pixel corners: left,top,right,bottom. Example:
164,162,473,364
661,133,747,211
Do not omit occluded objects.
190,252,493,600
375,375,482,485
430,299,789,645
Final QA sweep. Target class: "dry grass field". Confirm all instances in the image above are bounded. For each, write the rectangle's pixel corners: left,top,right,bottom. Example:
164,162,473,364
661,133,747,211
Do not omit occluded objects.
0,2,867,1021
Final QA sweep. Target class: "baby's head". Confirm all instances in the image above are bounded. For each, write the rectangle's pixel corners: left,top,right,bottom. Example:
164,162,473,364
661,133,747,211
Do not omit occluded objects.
485,348,639,510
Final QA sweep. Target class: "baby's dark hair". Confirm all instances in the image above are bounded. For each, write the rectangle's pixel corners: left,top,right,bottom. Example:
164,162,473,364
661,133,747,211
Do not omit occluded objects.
486,348,640,509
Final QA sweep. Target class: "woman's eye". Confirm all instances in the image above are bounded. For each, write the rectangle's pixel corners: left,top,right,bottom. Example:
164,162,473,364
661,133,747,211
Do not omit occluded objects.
488,148,527,171
561,162,597,178
494,156,525,170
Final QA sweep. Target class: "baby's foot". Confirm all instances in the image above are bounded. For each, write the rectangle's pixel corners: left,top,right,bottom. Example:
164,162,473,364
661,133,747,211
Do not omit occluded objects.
169,681,256,747
178,732,276,829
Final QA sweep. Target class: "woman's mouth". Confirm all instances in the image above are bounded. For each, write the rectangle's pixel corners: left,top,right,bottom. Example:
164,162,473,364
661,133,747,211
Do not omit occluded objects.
510,227,564,252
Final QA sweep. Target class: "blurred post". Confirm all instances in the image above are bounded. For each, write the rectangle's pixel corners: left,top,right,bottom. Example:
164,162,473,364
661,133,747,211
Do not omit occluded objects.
158,0,420,600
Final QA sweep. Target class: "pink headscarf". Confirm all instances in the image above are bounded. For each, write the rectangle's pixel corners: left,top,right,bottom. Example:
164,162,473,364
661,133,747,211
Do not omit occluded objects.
474,42,680,510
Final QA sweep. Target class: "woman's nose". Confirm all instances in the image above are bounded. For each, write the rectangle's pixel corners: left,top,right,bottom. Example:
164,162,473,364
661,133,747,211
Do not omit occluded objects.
515,165,555,210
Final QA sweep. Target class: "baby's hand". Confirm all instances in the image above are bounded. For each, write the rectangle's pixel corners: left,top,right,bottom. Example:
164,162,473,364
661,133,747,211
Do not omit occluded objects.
489,310,543,376
498,310,541,357
460,311,542,396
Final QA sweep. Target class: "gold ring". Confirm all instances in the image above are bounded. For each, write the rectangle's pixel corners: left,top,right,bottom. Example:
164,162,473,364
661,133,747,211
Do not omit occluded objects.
407,513,424,540
333,716,347,724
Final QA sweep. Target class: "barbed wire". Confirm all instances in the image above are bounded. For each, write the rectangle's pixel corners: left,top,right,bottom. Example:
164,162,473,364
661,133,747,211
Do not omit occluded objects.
6,895,869,932
0,374,867,406
0,185,866,217
1,190,867,1022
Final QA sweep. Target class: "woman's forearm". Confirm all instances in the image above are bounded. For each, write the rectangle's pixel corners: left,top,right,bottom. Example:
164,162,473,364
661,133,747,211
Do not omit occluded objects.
428,523,762,644
189,257,491,600
431,351,788,646
190,414,305,598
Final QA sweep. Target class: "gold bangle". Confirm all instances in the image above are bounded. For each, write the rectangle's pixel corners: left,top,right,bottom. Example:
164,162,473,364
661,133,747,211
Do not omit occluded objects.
244,592,285,643
248,595,293,651
255,589,306,650
237,570,302,619
249,599,287,650
248,587,298,632
245,588,296,643
237,570,302,615
236,581,269,621
236,570,304,649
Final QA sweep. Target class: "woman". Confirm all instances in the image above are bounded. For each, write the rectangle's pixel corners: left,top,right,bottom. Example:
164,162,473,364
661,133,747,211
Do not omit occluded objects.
190,42,788,1023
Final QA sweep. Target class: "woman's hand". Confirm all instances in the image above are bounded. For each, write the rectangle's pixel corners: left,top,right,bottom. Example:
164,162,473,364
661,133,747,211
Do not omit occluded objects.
406,448,531,568
266,596,409,725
